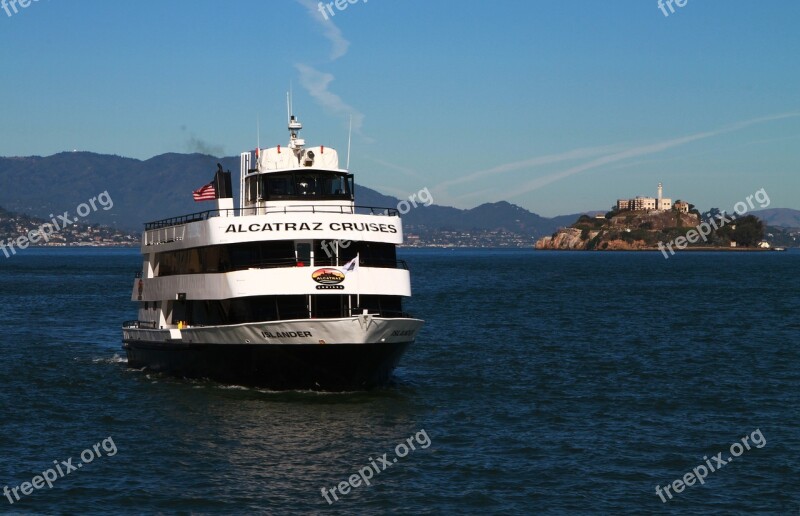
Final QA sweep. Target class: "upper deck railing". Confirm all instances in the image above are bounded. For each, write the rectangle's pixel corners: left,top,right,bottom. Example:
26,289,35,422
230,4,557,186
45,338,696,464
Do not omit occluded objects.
144,204,399,230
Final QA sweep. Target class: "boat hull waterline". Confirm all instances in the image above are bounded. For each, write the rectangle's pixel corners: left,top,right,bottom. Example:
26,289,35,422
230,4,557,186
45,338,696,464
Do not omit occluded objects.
123,317,423,390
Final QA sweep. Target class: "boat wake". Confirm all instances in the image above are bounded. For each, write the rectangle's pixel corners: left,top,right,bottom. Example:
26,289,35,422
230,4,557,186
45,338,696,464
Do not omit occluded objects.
92,354,128,364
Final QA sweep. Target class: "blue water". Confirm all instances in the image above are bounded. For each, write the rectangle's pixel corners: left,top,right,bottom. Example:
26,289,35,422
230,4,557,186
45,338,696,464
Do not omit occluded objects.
0,248,798,514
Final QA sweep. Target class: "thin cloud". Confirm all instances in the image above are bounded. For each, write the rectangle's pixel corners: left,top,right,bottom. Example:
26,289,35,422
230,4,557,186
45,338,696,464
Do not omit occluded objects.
461,111,800,204
746,132,800,146
295,0,350,60
434,143,624,193
295,63,366,135
362,183,411,199
362,155,427,181
294,0,368,143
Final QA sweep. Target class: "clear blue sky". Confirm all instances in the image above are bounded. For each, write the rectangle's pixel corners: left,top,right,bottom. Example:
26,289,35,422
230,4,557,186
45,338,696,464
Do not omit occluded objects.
1,0,799,216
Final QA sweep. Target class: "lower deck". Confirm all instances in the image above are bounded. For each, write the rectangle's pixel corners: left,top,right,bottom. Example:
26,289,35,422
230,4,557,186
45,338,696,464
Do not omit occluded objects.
123,315,423,345
122,316,424,390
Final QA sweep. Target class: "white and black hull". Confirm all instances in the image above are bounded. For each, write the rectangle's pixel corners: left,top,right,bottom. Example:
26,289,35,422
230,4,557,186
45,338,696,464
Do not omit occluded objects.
122,317,423,390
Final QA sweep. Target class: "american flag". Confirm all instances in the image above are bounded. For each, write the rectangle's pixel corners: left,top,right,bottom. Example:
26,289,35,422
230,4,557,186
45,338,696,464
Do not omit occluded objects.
192,182,216,201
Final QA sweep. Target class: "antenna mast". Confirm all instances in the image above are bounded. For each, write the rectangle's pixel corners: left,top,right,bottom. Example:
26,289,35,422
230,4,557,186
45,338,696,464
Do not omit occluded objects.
346,115,352,170
287,89,304,149
286,91,291,124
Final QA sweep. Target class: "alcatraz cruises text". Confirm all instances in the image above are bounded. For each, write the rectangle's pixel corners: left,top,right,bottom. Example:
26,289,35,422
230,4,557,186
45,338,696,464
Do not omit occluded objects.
224,221,399,233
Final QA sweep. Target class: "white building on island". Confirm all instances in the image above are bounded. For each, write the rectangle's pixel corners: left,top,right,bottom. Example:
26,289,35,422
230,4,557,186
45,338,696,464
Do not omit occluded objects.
617,183,674,212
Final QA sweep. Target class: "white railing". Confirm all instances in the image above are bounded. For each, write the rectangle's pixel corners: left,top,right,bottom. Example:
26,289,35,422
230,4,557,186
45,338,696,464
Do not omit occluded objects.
144,224,186,246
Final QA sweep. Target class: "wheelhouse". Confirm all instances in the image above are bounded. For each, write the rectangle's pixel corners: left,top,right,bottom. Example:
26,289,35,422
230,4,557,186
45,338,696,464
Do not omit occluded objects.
244,170,354,203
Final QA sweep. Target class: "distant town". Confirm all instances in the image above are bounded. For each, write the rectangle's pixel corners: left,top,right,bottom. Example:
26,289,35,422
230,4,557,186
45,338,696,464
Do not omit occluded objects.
0,207,139,250
2,182,798,251
0,205,538,250
403,227,536,248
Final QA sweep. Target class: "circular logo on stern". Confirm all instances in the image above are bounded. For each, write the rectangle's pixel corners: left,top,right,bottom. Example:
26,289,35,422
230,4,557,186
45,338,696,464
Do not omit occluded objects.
312,268,345,285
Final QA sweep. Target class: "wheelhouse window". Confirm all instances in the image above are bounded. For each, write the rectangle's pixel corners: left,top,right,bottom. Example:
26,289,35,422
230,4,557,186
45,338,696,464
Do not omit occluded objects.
247,171,354,202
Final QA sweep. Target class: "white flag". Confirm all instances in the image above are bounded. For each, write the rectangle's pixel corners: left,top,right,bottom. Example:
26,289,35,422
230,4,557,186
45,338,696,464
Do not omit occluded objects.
341,254,359,274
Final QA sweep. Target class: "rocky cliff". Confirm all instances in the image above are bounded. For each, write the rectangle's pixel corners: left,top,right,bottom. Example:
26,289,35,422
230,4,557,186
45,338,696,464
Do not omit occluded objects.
535,211,702,250
535,228,592,249
535,228,649,250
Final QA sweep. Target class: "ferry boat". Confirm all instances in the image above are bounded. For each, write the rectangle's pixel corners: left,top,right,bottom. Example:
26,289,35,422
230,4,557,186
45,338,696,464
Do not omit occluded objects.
122,113,424,390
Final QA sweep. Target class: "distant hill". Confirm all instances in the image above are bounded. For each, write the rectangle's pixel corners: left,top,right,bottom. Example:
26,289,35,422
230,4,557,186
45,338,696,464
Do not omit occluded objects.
0,152,241,232
356,188,588,238
0,151,596,238
751,208,800,228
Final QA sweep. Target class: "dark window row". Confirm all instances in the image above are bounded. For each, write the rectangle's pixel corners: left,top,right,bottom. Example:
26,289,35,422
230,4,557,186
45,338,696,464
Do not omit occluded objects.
169,294,407,325
155,240,398,276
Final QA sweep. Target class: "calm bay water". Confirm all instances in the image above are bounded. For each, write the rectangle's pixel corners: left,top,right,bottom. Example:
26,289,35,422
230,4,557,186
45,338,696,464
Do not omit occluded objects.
0,248,798,514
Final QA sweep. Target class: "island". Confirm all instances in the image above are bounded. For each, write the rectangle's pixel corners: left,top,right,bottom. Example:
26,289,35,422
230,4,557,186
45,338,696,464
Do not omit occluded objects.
535,183,768,252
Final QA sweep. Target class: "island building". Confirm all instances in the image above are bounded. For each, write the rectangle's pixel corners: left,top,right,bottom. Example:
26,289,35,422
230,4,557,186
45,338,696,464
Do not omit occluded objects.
674,200,690,213
616,183,679,212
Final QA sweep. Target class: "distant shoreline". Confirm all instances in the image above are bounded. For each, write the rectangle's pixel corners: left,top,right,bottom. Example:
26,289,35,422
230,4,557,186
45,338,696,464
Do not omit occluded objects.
533,246,787,252
25,244,140,249
8,245,794,253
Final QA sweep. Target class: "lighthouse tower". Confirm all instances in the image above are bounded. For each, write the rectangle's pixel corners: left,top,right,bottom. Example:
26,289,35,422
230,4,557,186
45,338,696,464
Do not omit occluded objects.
656,182,672,211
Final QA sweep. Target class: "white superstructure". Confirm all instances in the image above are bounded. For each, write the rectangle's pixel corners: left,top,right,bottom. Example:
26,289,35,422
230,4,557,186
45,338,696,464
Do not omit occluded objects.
122,112,423,390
